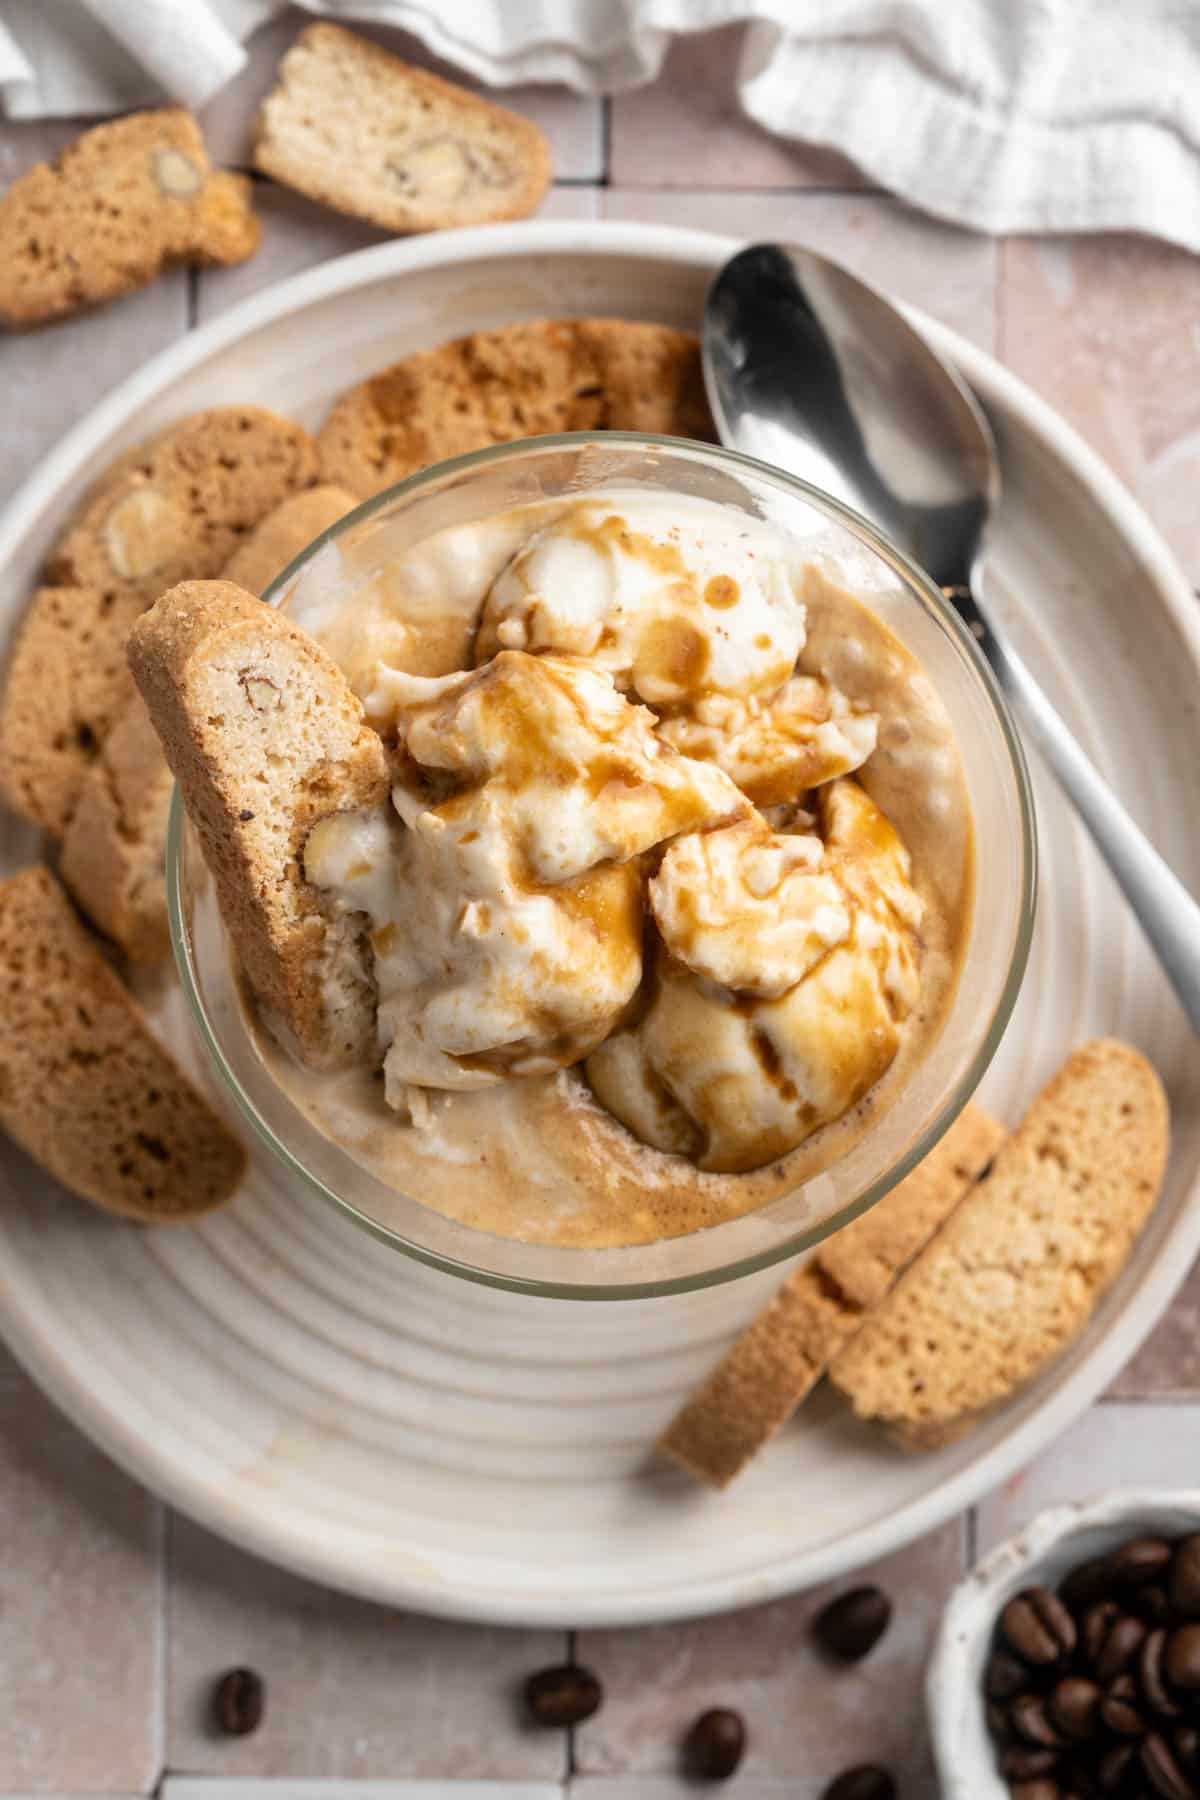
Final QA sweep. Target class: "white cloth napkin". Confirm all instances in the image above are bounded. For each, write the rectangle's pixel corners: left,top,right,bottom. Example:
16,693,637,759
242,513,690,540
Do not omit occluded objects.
3,0,1200,251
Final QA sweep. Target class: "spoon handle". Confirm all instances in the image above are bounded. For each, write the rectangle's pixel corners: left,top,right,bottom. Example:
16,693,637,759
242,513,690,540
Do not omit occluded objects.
950,583,1200,1034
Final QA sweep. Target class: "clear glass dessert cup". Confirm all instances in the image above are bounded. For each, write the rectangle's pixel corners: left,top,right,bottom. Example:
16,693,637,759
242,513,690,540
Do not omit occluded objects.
167,433,1036,1299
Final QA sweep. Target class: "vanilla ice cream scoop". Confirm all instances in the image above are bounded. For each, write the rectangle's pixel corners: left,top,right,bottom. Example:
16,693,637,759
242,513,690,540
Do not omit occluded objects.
474,497,808,707
305,650,747,1101
658,674,878,805
586,779,924,1172
367,649,748,883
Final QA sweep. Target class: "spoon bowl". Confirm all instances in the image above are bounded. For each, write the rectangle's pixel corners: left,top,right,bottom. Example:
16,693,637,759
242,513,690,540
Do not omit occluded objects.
704,242,997,588
704,240,1200,1034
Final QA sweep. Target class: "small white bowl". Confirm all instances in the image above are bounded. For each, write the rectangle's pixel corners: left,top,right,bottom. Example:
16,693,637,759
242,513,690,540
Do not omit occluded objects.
927,1488,1200,1795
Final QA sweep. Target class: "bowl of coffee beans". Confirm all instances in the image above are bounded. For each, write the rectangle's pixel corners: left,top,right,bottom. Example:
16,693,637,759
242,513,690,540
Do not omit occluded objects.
927,1489,1200,1798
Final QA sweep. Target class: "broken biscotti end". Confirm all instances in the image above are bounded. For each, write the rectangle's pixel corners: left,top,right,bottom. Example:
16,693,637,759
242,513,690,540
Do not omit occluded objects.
0,109,259,328
127,579,390,1070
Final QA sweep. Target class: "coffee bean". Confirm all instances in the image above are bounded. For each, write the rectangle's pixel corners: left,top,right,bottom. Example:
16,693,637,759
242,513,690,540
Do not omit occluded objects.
1102,1673,1148,1736
1095,1614,1148,1685
1013,1694,1070,1748
523,1664,603,1727
1166,1627,1200,1693
1009,1783,1061,1800
987,1700,1012,1737
1176,1727,1200,1768
683,1708,745,1781
1084,1601,1123,1664
990,1647,1036,1700
1109,1539,1174,1589
1142,1629,1184,1719
1138,1585,1176,1629
1003,1588,1079,1665
1001,1744,1061,1779
1062,1559,1117,1615
812,1586,892,1662
1098,1742,1137,1793
1050,1676,1102,1741
820,1766,896,1800
1142,1730,1200,1800
211,1667,264,1737
1170,1539,1200,1619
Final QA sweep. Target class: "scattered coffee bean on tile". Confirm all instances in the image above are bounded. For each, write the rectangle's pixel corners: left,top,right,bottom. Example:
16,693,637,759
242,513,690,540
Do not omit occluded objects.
211,1666,265,1737
820,1764,897,1800
682,1706,746,1780
983,1527,1200,1797
812,1584,893,1662
523,1663,603,1727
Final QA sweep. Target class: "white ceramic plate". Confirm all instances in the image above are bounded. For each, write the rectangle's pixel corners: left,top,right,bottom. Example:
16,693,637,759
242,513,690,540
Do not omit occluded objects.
1,223,1198,1628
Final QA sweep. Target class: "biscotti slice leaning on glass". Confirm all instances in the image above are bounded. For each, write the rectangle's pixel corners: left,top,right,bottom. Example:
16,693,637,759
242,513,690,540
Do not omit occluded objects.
128,579,390,1071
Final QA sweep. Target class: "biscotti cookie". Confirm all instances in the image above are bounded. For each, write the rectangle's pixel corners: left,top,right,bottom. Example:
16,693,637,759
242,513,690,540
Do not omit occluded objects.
221,485,358,595
59,699,173,964
128,580,390,1069
253,23,551,233
0,585,144,834
47,407,320,603
53,485,359,948
0,109,259,328
659,1104,1004,1487
0,410,319,835
317,318,715,498
829,1040,1169,1449
0,866,245,1220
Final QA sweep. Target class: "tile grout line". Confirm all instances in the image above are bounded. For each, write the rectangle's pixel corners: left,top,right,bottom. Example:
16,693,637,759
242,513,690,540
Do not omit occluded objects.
1098,1391,1200,1405
565,1624,579,1782
600,95,611,186
150,1498,169,1792
603,179,882,197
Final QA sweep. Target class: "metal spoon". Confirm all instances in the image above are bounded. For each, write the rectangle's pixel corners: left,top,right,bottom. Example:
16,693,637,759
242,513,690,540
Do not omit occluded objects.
704,241,1200,1032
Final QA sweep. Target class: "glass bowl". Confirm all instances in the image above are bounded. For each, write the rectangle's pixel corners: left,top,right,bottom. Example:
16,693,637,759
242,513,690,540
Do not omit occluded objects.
167,432,1035,1298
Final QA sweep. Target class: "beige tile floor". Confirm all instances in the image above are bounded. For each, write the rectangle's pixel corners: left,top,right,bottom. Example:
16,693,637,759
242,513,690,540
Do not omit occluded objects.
1,13,1198,1795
